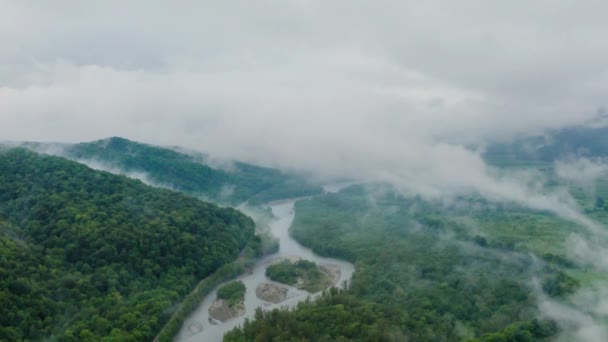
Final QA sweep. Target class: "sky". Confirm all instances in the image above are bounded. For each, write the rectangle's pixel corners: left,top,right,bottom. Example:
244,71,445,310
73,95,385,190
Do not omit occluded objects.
1,1,607,184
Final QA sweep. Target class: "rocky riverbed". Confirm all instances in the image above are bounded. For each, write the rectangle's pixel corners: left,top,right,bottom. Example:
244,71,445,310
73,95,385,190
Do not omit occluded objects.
176,200,355,342
255,283,289,303
208,299,245,322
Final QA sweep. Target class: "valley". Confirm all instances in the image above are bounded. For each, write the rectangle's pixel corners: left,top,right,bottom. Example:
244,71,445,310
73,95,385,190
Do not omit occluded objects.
2,133,607,341
175,199,355,342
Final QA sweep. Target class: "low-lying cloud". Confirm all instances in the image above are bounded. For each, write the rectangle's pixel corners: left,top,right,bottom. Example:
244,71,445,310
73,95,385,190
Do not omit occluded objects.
2,1,606,236
556,157,608,187
1,1,607,169
539,287,608,342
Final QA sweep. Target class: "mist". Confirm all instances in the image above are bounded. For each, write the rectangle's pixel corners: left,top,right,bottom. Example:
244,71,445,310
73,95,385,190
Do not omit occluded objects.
2,2,608,212
2,2,608,341
556,157,608,188
2,1,608,166
538,286,608,342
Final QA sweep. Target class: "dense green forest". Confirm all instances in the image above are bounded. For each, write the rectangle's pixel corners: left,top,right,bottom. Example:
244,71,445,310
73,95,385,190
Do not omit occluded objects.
226,184,588,341
0,148,256,341
484,124,608,165
31,137,323,204
225,289,558,342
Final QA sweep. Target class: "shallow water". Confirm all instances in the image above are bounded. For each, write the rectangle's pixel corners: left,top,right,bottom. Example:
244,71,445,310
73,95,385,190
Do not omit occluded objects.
175,199,355,342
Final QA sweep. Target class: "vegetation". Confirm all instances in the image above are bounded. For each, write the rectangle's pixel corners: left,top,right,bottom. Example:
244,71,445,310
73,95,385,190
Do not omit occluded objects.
217,281,247,307
155,261,247,342
225,288,558,342
6,128,605,341
266,259,333,293
225,128,608,341
484,124,608,164
238,205,280,258
0,148,255,341
51,137,322,204
225,288,397,341
226,184,583,341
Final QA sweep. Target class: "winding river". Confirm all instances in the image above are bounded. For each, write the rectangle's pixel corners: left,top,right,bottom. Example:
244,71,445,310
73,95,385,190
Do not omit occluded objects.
175,196,355,341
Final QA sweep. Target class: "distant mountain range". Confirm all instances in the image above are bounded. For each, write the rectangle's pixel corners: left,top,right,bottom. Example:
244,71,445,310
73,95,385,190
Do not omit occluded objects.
484,124,608,164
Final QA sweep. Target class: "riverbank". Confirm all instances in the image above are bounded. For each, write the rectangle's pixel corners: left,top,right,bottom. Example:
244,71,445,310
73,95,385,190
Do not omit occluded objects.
154,261,246,342
209,299,245,322
174,200,355,342
154,239,264,342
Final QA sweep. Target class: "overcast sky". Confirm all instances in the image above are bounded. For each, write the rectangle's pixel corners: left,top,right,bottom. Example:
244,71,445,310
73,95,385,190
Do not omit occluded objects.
1,1,607,180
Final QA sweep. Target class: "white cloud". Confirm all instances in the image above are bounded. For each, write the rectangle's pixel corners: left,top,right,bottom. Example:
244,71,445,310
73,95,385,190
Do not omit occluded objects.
1,1,607,230
556,157,608,186
539,286,608,342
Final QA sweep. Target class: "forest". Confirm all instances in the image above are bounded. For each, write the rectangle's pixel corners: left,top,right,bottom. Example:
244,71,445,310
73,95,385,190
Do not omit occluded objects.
484,124,608,165
4,133,606,341
0,148,256,341
50,137,323,205
226,183,589,341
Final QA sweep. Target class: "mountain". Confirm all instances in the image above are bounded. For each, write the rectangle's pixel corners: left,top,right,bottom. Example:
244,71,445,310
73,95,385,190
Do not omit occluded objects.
47,137,322,205
0,148,255,341
484,125,608,165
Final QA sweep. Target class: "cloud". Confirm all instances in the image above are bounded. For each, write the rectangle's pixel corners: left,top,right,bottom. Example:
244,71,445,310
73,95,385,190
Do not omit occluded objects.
556,157,608,186
566,234,608,270
539,286,608,342
1,1,607,229
2,1,607,143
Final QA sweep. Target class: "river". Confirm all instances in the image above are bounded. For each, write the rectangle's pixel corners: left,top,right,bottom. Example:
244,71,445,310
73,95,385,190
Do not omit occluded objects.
175,197,355,341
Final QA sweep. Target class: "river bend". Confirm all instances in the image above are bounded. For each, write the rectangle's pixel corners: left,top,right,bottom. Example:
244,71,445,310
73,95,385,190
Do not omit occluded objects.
176,199,355,342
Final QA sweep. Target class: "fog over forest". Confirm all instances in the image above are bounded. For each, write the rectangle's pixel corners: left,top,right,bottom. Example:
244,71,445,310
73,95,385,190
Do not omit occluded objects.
2,1,608,341
2,2,607,208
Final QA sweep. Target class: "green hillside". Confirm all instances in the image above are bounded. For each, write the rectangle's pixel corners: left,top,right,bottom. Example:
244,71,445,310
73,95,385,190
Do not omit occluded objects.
57,137,322,204
0,148,255,341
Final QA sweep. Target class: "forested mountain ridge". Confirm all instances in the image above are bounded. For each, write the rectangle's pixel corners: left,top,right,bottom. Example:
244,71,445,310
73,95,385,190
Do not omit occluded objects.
0,148,255,341
484,124,608,164
28,137,323,205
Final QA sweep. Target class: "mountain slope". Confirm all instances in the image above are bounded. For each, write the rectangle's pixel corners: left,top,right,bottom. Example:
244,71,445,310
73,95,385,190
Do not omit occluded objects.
55,137,322,204
0,148,255,341
484,125,608,165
